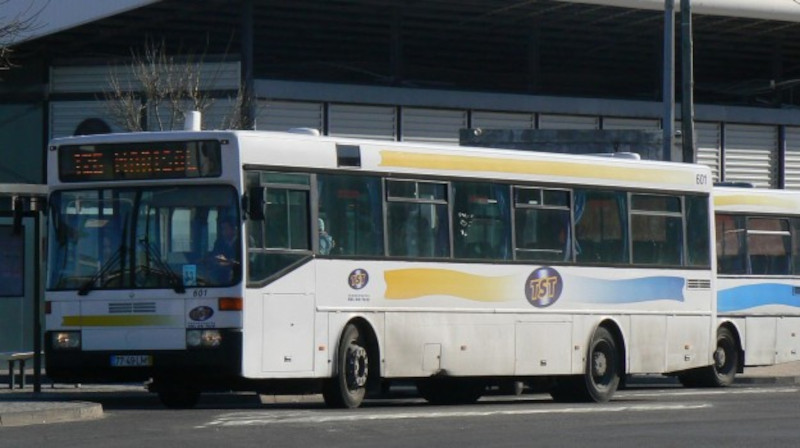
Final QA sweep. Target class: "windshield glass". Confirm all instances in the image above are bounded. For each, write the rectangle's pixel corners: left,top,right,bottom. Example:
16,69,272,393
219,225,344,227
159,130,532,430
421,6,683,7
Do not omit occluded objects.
47,185,241,291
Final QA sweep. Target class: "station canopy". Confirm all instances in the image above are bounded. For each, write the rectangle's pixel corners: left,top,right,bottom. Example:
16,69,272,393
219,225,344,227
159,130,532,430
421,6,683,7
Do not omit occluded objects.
11,0,800,107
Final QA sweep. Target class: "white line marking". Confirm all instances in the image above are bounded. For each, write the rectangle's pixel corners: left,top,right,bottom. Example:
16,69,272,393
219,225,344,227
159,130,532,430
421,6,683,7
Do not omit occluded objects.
197,403,711,429
618,387,799,399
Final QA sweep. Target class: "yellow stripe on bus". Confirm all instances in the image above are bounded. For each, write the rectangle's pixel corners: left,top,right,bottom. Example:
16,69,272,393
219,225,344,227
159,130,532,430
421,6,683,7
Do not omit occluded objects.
385,268,517,301
714,194,800,209
62,315,180,327
379,150,693,185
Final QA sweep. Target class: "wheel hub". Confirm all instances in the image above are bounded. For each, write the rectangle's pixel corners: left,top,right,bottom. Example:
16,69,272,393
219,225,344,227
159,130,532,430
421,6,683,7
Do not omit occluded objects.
714,346,727,368
592,351,608,377
346,345,368,389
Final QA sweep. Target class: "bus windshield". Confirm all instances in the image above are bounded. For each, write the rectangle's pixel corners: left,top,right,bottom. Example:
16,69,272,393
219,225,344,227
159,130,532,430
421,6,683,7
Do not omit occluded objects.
47,185,241,292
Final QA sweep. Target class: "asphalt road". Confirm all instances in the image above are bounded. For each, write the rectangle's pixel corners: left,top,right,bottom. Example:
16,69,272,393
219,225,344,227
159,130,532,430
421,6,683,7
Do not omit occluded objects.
1,384,799,448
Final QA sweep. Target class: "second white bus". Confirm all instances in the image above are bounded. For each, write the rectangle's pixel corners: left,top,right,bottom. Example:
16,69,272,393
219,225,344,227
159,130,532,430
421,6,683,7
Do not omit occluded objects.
680,185,800,387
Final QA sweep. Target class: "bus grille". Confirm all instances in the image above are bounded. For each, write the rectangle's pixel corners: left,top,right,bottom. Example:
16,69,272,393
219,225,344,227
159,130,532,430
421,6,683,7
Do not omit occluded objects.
686,279,711,290
109,302,157,313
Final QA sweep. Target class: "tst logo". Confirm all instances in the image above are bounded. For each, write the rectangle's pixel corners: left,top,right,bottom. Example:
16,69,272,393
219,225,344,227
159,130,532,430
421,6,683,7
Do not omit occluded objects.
524,267,563,308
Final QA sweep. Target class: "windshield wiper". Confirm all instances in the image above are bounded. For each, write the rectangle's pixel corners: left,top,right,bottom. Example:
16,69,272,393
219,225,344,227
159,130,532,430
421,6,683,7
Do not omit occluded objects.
138,238,185,293
78,243,126,296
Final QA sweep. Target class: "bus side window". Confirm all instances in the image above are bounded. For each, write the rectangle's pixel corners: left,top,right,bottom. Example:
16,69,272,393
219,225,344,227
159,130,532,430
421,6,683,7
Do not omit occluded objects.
245,171,312,284
316,174,384,256
452,181,511,261
630,194,682,266
513,187,570,262
716,214,746,274
747,217,790,275
574,190,628,264
686,195,711,268
386,180,449,258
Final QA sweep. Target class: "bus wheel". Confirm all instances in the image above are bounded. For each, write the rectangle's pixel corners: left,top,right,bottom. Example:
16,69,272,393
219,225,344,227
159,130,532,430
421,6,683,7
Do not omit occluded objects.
157,385,200,409
707,327,738,387
322,323,369,408
582,327,620,402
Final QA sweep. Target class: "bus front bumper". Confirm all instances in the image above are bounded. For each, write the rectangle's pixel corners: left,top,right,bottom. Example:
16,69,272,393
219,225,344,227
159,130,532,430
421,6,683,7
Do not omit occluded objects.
44,329,242,383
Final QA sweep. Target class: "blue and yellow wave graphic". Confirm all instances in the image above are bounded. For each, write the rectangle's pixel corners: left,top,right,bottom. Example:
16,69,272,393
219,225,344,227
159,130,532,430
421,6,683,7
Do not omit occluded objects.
383,268,685,304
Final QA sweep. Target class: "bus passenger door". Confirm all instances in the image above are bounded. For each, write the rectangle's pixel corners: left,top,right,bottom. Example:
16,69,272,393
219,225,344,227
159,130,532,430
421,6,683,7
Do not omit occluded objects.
248,180,315,373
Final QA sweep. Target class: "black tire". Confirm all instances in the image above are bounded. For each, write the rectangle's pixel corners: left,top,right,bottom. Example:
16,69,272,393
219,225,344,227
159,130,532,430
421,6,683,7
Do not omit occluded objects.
695,327,739,387
550,327,620,403
322,324,369,408
583,327,621,402
158,386,200,409
417,378,485,405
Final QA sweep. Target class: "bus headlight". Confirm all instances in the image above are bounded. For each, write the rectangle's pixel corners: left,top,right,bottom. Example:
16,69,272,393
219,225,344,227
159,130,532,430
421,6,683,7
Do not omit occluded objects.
52,331,81,350
186,329,222,348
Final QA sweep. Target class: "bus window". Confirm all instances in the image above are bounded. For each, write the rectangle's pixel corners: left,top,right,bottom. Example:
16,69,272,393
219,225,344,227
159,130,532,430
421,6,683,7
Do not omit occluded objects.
265,189,309,249
317,174,384,256
686,195,711,267
747,217,790,275
513,187,570,262
245,171,312,284
452,181,511,260
575,190,628,264
170,209,192,252
386,180,449,258
793,219,800,275
716,214,746,274
630,194,683,266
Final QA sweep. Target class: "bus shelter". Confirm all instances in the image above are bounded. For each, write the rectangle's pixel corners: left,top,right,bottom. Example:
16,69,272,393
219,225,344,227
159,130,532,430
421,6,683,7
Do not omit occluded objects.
0,184,47,390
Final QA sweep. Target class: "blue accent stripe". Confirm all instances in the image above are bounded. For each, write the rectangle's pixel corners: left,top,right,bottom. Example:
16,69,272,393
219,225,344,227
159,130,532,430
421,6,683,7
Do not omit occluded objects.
718,283,800,312
571,276,685,304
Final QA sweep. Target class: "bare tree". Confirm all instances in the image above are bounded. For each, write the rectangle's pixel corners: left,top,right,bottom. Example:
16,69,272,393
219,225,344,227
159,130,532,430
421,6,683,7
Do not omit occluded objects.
0,0,46,72
104,38,246,131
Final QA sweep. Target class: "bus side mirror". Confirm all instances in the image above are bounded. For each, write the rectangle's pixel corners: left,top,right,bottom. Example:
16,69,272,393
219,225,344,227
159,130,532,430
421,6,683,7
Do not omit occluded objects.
245,188,265,221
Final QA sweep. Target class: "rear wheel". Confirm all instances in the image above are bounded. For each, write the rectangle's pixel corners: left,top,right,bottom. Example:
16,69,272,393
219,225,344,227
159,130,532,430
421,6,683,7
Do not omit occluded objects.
551,327,620,403
682,327,738,388
322,324,369,408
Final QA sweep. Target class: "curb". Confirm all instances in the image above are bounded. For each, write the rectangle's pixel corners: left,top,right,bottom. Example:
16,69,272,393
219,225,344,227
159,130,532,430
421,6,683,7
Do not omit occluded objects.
0,401,103,427
259,393,323,404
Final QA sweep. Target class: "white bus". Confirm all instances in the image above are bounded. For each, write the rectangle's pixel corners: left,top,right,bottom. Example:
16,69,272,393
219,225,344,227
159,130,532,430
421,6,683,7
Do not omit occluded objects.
44,130,716,408
682,185,800,387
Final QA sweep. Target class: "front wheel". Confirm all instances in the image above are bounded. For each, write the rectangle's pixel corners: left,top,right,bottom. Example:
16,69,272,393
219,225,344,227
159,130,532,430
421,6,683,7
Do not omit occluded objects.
709,327,739,386
322,324,370,408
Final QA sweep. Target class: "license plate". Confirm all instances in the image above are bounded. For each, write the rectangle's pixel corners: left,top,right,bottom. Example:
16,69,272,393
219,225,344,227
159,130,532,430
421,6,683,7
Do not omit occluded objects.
110,355,153,367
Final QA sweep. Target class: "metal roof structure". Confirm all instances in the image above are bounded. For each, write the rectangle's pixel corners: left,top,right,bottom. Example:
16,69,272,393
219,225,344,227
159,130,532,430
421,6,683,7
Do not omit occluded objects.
10,0,800,107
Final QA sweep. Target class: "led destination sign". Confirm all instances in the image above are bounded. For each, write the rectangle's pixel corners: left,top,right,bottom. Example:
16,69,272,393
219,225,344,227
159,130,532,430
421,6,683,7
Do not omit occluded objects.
59,140,222,182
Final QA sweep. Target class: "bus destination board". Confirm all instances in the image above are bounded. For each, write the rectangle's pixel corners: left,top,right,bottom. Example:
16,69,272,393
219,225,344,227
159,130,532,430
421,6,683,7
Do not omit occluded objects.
59,140,222,182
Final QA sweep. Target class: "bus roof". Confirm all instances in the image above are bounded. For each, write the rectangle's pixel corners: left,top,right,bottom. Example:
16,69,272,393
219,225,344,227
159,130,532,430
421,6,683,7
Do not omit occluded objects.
49,130,712,193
